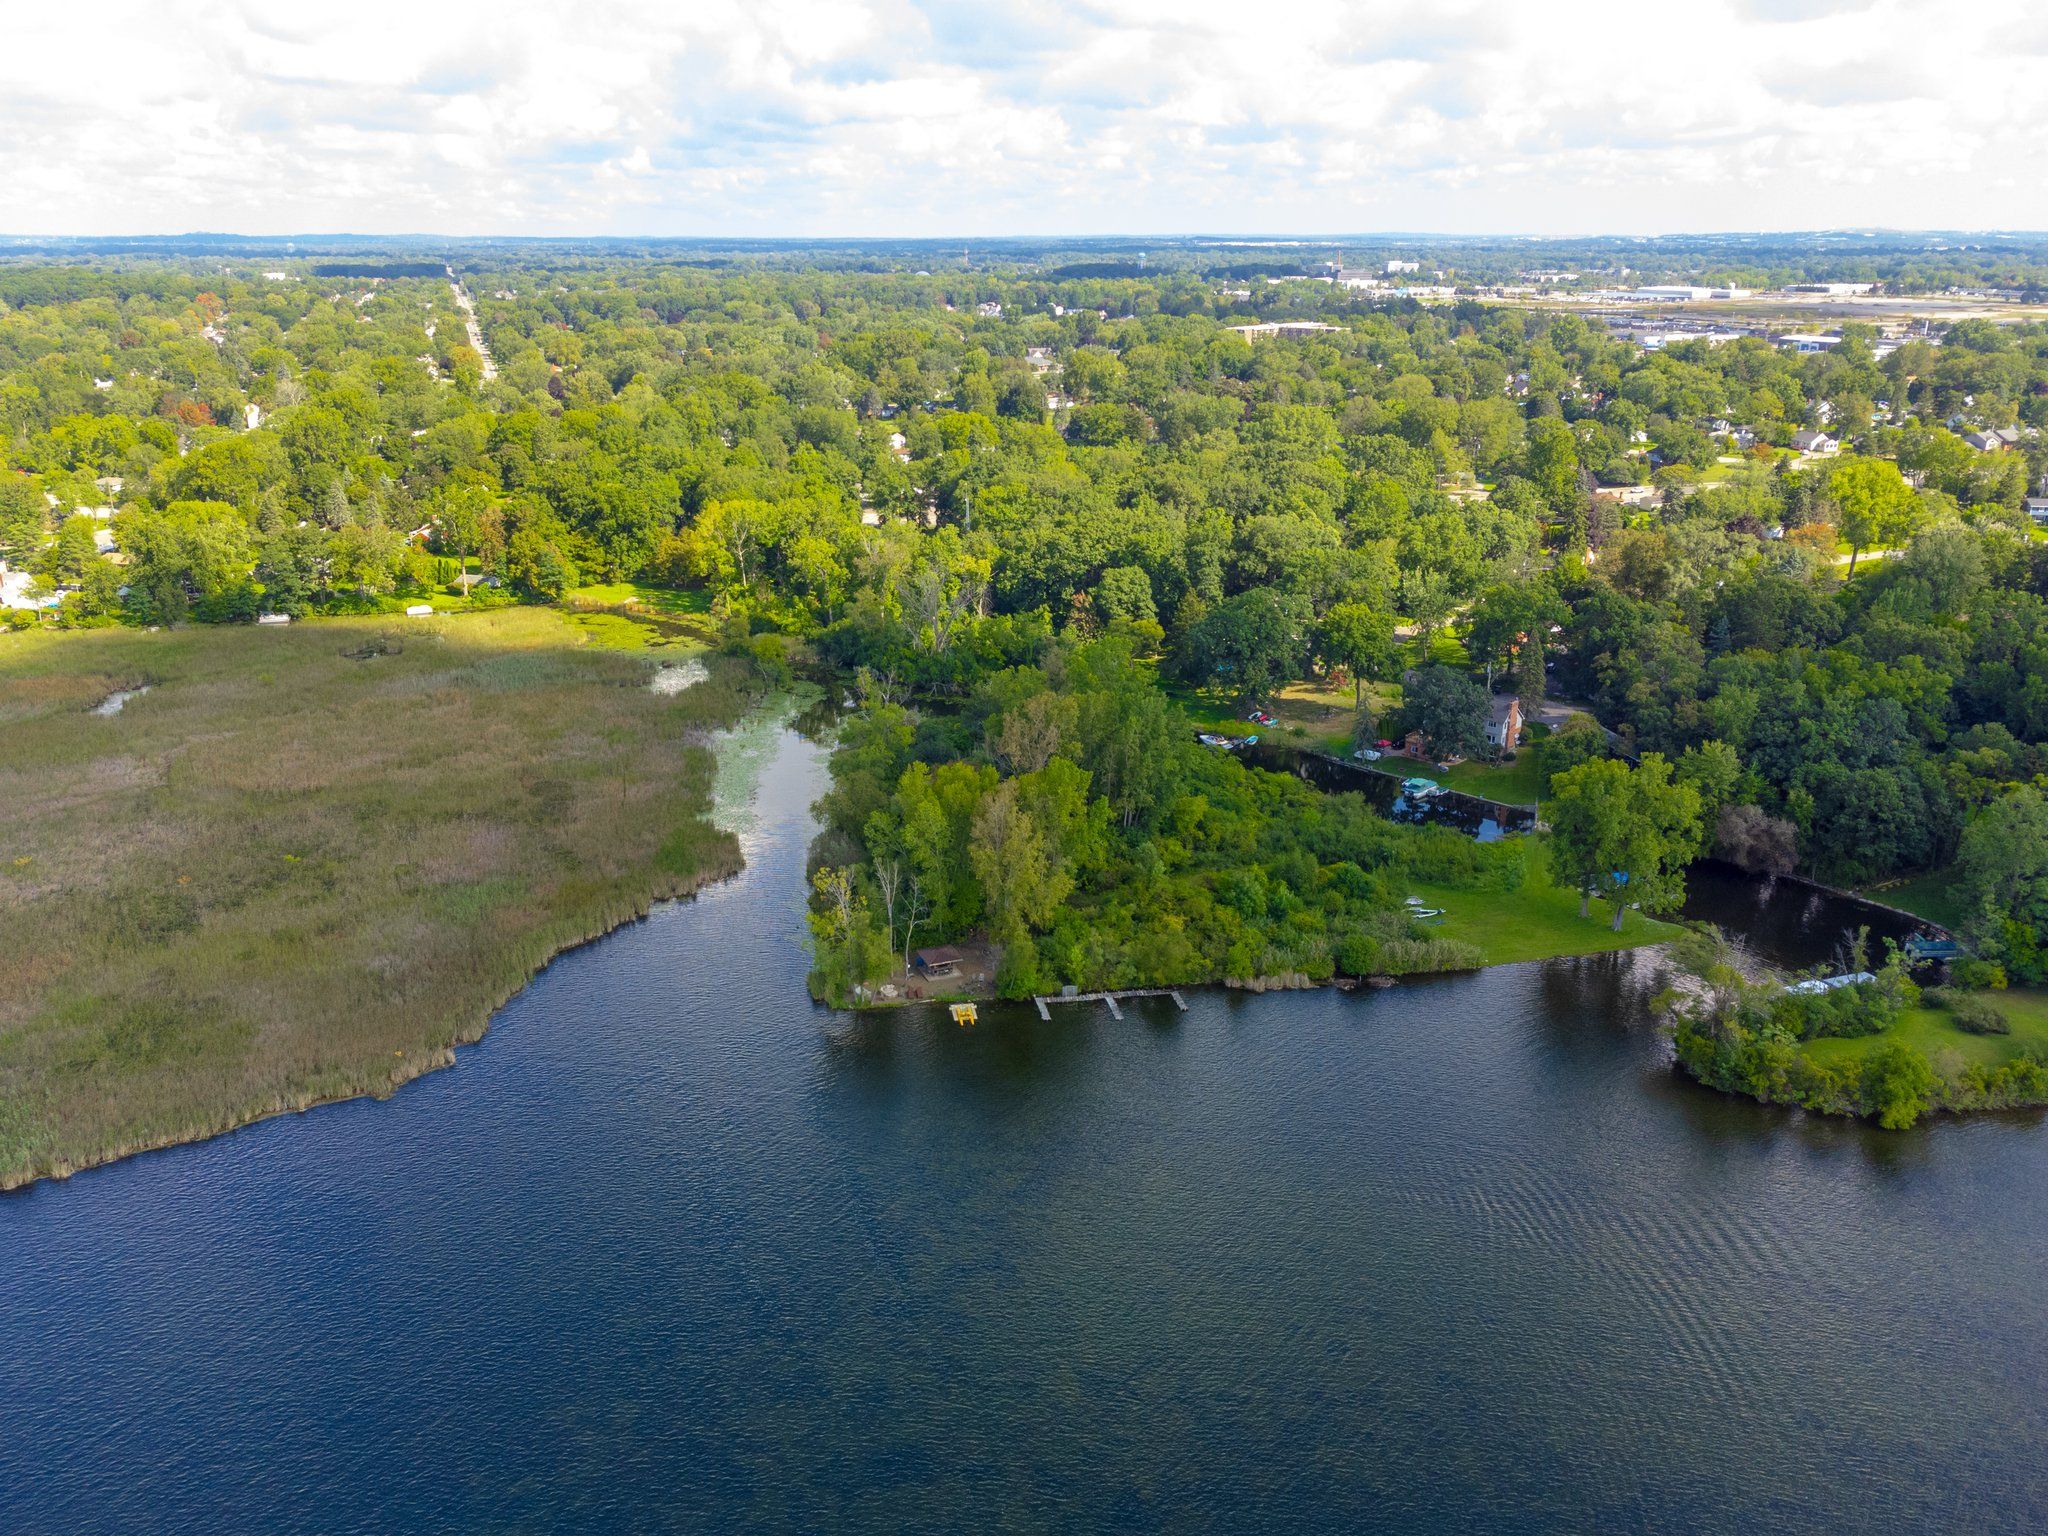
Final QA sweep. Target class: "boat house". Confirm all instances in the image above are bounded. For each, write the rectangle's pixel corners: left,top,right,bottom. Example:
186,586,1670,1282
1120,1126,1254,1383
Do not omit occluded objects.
912,946,966,979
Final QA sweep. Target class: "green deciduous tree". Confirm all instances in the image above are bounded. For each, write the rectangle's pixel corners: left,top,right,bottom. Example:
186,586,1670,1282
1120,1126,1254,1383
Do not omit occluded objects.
1403,665,1490,761
1319,600,1397,709
1547,754,1705,928
1827,456,1923,576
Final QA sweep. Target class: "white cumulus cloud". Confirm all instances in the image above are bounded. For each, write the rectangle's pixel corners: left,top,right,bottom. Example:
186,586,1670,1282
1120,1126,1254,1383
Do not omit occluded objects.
0,0,2040,234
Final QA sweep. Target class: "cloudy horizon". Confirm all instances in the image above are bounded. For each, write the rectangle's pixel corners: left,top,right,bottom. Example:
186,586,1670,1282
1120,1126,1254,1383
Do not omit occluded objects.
5,0,2043,239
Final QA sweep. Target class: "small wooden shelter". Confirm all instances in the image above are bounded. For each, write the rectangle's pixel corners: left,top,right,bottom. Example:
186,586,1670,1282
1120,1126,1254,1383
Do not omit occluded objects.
912,946,965,979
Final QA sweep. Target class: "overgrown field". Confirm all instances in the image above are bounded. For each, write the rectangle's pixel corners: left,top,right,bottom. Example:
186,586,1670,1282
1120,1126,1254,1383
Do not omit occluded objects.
0,608,755,1188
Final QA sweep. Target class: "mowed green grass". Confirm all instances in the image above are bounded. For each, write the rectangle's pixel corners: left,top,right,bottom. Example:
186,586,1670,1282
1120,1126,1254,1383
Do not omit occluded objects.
562,610,708,651
561,585,718,650
1804,989,2048,1074
1441,753,1546,805
0,607,756,1188
563,581,710,614
1870,867,1971,933
1403,842,1680,966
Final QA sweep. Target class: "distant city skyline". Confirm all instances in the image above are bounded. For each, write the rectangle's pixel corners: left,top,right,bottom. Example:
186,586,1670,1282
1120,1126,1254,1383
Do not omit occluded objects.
6,0,2045,238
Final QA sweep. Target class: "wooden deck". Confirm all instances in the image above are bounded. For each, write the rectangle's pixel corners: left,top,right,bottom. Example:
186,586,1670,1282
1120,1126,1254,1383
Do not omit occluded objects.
1033,988,1190,1020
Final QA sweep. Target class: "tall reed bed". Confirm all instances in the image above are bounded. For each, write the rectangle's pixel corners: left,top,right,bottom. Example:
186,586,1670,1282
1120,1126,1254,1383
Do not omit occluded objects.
0,608,759,1187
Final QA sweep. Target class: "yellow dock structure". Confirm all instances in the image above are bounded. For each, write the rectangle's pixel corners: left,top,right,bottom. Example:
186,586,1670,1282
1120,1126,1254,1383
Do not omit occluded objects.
950,1003,978,1026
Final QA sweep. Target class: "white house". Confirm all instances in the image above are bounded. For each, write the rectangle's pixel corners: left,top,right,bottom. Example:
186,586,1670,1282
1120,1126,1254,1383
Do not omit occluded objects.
1593,484,1660,507
2025,498,2048,526
1965,428,2021,452
1791,429,1837,454
0,563,57,611
1486,695,1524,752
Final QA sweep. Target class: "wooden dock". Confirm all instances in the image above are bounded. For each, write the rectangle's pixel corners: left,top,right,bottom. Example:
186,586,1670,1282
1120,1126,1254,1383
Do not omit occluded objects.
1034,988,1189,1020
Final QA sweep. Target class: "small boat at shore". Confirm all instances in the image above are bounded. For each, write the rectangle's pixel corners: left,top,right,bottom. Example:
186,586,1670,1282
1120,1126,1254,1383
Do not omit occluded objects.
1400,777,1444,798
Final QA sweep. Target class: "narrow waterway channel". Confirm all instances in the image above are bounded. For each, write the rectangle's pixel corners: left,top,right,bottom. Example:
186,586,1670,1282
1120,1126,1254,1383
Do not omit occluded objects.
2,717,2042,1533
1252,740,1935,968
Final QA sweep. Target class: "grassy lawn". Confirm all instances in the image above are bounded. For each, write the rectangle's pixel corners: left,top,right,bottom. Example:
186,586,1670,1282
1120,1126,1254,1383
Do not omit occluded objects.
0,607,758,1189
560,584,717,650
562,609,711,651
1161,672,1401,753
563,581,711,615
1442,753,1545,805
1869,867,1969,932
1804,989,2048,1074
1403,842,1679,966
1417,629,1468,668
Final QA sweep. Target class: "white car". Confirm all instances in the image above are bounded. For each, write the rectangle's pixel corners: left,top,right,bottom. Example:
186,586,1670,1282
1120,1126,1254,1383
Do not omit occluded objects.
1352,747,1383,761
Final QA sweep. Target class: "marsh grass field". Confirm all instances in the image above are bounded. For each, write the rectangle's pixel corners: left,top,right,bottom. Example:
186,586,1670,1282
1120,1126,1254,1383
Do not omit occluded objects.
0,607,757,1189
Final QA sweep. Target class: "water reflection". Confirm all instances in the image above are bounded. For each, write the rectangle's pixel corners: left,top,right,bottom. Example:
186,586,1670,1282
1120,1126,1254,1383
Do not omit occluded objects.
1246,743,1536,840
1250,743,1934,970
1678,859,1934,972
5,722,2048,1534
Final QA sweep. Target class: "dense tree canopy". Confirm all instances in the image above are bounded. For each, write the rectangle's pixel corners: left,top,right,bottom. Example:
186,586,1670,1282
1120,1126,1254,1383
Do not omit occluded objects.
7,248,2048,982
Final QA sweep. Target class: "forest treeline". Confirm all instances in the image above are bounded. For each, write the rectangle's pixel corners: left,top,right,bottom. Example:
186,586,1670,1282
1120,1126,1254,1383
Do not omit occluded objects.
4,255,2048,994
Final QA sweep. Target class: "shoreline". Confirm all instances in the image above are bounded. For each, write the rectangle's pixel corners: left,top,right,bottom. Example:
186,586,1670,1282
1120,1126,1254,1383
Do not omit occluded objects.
841,936,1677,1014
0,852,746,1195
0,653,797,1198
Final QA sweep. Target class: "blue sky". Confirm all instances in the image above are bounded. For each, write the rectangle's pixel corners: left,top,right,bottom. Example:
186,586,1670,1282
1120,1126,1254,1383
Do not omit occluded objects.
4,0,2044,236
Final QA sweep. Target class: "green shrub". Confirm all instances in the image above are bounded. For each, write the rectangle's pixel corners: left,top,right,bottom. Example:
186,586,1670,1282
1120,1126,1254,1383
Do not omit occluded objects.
1335,932,1381,976
1863,1039,1936,1130
1774,965,1918,1040
1950,957,2007,991
1927,986,2010,1035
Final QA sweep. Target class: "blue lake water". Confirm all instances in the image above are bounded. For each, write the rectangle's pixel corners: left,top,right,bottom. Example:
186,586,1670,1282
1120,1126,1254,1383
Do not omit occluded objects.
3,721,2045,1532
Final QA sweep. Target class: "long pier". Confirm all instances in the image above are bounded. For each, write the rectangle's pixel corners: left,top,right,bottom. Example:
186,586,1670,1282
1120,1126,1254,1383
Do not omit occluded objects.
1033,988,1189,1020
